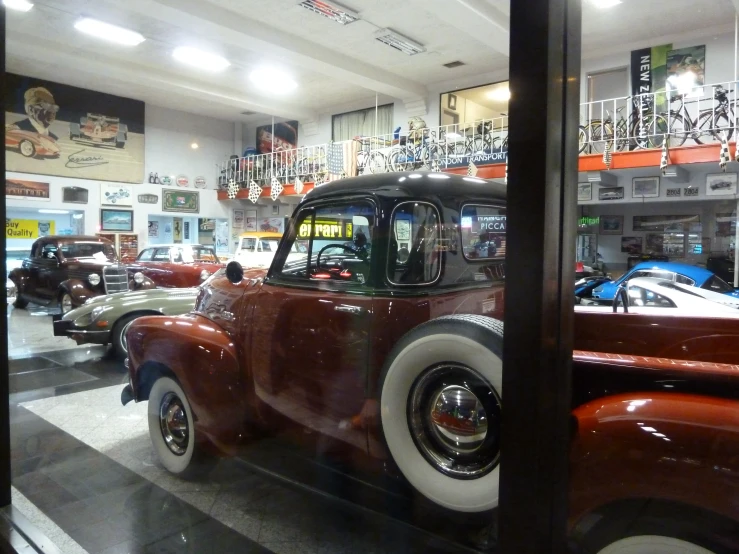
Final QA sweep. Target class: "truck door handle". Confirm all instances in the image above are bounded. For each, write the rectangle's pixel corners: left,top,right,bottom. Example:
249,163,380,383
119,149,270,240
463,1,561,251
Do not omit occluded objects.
335,304,364,314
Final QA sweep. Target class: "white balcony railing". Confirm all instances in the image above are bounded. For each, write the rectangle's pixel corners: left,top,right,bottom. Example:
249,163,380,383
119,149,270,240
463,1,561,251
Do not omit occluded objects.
218,80,739,191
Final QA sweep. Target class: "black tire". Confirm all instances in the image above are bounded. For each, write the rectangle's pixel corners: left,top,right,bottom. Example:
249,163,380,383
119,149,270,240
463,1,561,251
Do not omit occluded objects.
147,376,214,478
379,315,503,513
13,295,28,309
111,314,141,359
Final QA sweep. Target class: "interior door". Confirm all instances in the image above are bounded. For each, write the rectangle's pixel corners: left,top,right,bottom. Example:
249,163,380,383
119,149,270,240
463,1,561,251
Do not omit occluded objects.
248,199,376,454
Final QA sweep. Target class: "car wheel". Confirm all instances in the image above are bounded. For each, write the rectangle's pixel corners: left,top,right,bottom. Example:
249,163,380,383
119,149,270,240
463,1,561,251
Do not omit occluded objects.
112,314,140,359
59,292,74,315
148,376,206,476
380,315,503,513
595,536,716,554
19,139,36,158
13,295,28,309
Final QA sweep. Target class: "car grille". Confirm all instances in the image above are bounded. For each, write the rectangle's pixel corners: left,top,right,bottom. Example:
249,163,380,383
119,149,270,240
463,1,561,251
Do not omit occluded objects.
103,264,129,294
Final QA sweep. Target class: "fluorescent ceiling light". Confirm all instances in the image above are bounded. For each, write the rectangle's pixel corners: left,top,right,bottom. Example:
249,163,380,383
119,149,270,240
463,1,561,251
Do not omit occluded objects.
487,88,511,102
173,47,231,72
74,18,145,46
590,0,621,7
72,214,84,219
249,67,297,93
374,28,425,56
39,209,69,214
299,0,358,25
3,0,33,12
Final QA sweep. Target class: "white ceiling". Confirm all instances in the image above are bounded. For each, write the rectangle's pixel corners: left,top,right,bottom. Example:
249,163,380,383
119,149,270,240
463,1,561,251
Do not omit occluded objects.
5,0,737,126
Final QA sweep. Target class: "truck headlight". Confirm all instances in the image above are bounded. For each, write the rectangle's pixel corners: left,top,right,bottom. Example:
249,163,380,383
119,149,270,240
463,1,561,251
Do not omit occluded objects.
200,270,211,281
133,272,145,284
88,273,101,286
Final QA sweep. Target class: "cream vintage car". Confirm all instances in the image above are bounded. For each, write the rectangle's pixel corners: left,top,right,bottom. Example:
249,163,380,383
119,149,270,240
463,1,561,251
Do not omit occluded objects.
232,231,307,269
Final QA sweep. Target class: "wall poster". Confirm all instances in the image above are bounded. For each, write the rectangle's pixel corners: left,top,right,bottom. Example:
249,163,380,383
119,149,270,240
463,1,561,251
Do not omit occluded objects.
162,189,200,213
256,120,298,154
148,221,159,238
6,218,56,239
245,210,258,232
6,178,49,200
667,45,705,89
5,73,145,183
101,184,133,206
259,218,285,234
173,217,183,243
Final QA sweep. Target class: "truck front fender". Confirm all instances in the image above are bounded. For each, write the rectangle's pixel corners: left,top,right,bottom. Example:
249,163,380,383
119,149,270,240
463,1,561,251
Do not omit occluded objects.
127,313,247,453
59,279,95,306
8,268,30,292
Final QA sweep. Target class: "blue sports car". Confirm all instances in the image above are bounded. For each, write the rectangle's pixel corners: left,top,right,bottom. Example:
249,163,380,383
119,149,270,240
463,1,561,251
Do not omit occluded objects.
590,261,739,303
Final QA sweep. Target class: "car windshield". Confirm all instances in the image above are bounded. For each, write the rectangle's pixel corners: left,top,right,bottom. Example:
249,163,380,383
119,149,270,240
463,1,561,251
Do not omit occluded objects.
59,242,116,261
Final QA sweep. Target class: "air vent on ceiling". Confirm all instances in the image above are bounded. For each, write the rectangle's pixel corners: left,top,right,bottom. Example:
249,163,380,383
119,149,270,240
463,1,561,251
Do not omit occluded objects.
240,110,257,115
374,28,425,56
299,0,359,25
443,61,466,69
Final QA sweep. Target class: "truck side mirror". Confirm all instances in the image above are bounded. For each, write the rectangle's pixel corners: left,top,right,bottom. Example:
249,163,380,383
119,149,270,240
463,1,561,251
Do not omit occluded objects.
226,261,244,284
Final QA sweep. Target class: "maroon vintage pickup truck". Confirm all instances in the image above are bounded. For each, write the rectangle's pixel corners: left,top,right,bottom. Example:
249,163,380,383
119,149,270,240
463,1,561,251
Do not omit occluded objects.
123,173,739,553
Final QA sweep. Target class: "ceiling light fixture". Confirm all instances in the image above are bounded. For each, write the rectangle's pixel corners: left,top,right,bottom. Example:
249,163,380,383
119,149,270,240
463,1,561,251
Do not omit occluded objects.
249,67,297,93
299,0,359,25
374,28,425,56
3,0,33,12
487,88,511,102
74,18,145,46
191,142,199,149
39,209,70,214
590,0,622,8
172,47,230,72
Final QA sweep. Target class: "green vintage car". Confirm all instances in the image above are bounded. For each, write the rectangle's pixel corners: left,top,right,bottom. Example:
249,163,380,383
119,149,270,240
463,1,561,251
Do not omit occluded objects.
52,287,199,358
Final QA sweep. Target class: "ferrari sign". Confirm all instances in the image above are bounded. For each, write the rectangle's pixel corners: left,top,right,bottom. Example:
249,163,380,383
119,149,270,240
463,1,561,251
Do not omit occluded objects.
6,218,55,239
298,219,352,240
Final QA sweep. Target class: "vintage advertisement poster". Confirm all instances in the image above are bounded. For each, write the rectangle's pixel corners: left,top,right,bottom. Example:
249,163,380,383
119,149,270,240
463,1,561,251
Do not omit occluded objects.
101,184,133,206
667,45,706,88
256,120,298,154
5,73,145,183
6,178,50,200
173,217,183,243
245,209,258,232
259,217,285,233
148,221,159,238
162,190,199,213
6,218,55,239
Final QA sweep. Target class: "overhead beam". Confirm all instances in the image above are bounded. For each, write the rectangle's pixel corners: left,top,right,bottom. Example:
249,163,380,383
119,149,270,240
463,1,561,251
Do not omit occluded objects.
124,0,428,103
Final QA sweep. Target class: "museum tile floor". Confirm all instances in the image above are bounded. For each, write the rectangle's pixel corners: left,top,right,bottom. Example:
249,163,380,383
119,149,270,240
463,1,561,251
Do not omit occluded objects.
6,306,490,554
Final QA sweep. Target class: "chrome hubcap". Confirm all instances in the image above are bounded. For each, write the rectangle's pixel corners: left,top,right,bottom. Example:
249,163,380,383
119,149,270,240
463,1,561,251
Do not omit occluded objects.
159,392,189,456
20,141,33,156
408,364,501,479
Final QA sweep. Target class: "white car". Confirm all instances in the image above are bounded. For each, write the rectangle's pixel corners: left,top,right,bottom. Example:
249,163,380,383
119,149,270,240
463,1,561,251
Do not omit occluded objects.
576,277,739,318
233,231,307,269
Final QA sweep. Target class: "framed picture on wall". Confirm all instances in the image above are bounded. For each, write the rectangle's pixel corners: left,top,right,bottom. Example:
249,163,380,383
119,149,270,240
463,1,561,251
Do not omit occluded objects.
245,209,257,232
706,173,738,196
62,186,88,204
577,183,591,202
632,177,659,198
598,187,624,201
162,189,200,213
621,236,643,254
448,94,457,110
599,215,623,235
233,209,244,229
646,233,664,253
101,184,133,206
100,209,133,232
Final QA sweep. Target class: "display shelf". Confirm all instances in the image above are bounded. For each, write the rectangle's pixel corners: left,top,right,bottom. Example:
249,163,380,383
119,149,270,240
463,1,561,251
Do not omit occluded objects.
97,232,139,261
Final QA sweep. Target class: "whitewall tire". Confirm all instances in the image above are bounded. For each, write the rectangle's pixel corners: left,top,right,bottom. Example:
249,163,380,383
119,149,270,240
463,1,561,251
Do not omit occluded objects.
380,315,503,513
148,377,196,475
597,536,717,554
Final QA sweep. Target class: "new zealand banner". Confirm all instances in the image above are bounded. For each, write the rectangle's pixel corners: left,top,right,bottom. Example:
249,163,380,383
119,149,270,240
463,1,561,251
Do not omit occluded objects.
630,44,671,148
4,73,145,183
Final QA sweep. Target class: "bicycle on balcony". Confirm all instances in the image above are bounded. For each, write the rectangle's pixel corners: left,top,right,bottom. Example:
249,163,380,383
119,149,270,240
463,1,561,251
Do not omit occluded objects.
692,84,737,144
584,96,670,153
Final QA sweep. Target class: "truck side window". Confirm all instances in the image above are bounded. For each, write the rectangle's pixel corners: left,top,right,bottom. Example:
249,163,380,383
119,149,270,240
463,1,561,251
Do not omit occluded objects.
273,202,374,285
137,249,154,261
387,202,441,286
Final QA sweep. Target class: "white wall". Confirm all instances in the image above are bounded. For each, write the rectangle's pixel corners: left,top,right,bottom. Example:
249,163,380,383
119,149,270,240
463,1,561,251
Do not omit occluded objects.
7,104,235,252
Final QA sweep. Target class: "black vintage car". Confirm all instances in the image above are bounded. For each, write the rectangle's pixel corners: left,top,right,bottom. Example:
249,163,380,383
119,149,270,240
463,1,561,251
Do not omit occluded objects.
9,235,155,313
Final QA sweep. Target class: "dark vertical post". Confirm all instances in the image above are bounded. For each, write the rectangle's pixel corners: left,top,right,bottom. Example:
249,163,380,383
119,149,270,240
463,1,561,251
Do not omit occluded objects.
0,3,10,509
499,0,581,552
